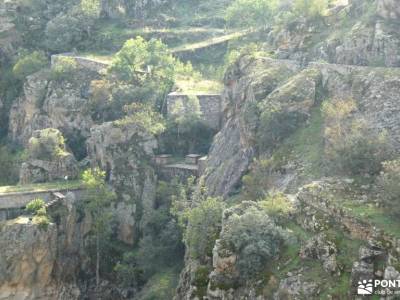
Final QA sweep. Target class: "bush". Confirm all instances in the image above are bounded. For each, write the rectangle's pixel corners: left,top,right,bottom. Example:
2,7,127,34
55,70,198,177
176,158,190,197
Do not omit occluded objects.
26,198,50,229
261,193,293,219
222,205,286,279
26,198,46,214
33,214,50,230
226,0,278,28
322,99,393,176
185,197,225,261
12,51,48,79
378,160,400,216
50,57,79,82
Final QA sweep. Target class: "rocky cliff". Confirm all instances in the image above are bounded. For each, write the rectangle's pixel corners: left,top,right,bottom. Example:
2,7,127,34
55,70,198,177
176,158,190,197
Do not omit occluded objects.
8,68,96,152
0,193,85,300
87,121,158,245
270,0,400,67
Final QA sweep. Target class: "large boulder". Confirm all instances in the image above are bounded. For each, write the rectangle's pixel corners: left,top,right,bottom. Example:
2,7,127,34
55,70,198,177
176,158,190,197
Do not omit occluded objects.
19,128,79,184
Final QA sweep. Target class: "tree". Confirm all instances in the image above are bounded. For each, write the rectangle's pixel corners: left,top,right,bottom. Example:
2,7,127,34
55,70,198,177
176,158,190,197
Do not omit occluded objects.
184,197,225,261
82,168,116,289
12,51,48,79
221,205,287,279
108,37,176,92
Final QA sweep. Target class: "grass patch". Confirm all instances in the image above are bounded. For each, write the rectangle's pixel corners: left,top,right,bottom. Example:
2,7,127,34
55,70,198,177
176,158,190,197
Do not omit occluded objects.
174,75,223,94
271,106,325,182
0,180,83,194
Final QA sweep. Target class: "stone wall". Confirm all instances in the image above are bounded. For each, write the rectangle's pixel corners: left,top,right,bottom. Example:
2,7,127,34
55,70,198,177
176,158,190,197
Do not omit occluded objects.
167,93,222,130
51,54,110,73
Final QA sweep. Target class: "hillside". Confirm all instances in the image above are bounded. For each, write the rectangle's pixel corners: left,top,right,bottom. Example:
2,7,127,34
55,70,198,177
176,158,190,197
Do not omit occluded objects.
0,0,400,299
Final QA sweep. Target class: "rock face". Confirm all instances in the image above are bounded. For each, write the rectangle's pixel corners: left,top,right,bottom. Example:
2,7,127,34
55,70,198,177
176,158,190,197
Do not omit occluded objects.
0,217,58,300
0,192,85,300
300,233,338,274
377,0,400,20
87,121,158,245
0,1,19,60
202,57,301,198
19,156,79,184
274,270,318,300
19,128,79,184
270,1,400,67
8,69,95,150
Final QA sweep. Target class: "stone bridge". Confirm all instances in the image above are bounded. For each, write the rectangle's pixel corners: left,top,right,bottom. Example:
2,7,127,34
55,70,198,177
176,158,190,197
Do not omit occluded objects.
0,187,84,221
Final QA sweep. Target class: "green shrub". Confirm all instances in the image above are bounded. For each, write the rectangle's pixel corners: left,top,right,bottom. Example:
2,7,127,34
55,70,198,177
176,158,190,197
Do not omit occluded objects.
12,51,48,79
226,0,278,28
26,198,46,214
33,214,50,230
185,197,225,261
261,193,293,219
322,99,393,176
378,160,400,216
50,57,79,82
221,205,287,279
